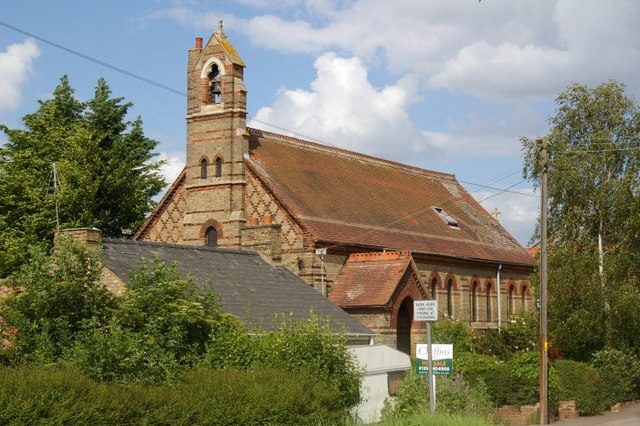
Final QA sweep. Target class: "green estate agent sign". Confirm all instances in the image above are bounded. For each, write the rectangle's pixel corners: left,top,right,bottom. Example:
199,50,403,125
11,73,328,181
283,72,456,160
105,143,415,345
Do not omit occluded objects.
416,344,453,376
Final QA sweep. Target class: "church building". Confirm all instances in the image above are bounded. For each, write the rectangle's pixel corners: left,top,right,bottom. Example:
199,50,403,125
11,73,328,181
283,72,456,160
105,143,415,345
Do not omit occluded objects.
135,23,535,353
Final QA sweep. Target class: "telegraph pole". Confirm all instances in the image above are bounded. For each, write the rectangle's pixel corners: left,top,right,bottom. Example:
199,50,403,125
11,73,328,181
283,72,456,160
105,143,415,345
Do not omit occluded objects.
539,139,549,425
52,162,60,231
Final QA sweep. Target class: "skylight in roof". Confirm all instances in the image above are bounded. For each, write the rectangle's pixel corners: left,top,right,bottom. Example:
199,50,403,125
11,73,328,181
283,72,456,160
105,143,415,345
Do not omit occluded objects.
434,207,459,229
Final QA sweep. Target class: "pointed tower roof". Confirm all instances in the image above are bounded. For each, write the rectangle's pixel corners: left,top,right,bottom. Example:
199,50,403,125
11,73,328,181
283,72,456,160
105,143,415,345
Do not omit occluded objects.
203,19,245,66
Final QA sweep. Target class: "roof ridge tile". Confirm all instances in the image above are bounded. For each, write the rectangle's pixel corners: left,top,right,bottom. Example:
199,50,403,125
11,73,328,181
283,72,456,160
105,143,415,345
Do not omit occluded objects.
348,251,411,263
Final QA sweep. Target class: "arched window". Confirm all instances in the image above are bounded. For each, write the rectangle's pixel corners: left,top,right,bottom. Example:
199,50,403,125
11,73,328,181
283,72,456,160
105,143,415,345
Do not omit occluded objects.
486,283,493,321
508,284,515,318
521,285,527,309
471,281,478,322
446,279,453,318
431,277,438,302
215,157,222,177
200,158,208,179
205,227,218,248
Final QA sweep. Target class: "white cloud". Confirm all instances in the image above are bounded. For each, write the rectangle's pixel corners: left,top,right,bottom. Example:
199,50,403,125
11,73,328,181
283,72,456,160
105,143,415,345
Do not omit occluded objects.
473,187,539,246
429,41,572,101
233,0,640,101
423,103,547,158
146,0,640,100
0,39,40,113
249,52,434,163
157,151,185,187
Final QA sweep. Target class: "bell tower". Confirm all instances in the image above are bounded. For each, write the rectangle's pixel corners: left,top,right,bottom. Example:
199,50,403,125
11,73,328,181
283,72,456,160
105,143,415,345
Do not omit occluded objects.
184,21,248,248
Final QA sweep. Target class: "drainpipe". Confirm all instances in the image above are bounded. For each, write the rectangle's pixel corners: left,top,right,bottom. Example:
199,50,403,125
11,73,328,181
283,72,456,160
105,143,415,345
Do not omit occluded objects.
497,264,502,332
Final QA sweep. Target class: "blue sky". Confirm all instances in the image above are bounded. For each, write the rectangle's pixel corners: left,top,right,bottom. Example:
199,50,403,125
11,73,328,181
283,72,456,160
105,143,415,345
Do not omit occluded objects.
2,0,640,246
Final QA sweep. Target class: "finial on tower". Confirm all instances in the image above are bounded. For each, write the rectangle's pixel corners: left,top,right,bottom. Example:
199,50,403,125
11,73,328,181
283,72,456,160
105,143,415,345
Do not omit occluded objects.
216,19,226,38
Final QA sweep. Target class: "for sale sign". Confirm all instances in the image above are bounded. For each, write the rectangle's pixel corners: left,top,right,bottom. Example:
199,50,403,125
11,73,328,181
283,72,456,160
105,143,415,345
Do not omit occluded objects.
415,344,453,376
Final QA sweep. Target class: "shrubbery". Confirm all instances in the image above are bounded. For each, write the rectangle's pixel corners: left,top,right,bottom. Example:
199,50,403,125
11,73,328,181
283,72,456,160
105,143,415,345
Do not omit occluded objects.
432,318,473,353
592,348,640,407
1,240,116,363
202,314,362,410
0,238,362,421
553,359,605,416
381,369,493,421
473,311,538,361
0,365,347,425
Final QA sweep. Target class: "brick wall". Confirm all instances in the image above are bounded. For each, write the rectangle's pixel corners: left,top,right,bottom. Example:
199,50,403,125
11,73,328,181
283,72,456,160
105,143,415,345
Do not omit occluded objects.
414,259,533,326
240,224,282,264
141,181,187,243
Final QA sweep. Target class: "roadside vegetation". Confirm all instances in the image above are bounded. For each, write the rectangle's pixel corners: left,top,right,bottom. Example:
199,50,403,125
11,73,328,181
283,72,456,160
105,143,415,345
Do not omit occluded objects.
0,238,361,425
381,316,640,423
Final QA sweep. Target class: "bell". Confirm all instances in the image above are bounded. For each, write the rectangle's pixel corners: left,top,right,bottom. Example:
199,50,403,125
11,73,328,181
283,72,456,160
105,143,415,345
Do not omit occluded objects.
211,81,222,96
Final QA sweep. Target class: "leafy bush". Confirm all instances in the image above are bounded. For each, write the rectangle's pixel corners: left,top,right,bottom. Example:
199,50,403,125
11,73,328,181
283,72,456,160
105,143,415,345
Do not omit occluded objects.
257,315,362,410
435,374,493,417
1,239,115,363
454,352,499,390
490,351,549,407
553,359,606,416
592,348,640,406
472,311,538,361
432,319,473,353
0,365,347,425
472,329,511,360
500,311,539,356
381,368,493,421
459,351,547,408
203,314,363,411
118,255,223,366
65,320,180,384
202,311,256,369
378,411,492,426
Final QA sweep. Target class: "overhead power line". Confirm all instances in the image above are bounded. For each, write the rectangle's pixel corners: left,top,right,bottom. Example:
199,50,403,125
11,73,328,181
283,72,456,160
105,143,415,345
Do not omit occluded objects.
0,20,186,97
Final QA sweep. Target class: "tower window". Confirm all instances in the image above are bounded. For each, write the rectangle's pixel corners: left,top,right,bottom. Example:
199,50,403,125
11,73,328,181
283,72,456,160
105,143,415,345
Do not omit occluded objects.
433,207,459,229
215,157,222,177
208,65,222,103
200,159,208,179
205,227,218,248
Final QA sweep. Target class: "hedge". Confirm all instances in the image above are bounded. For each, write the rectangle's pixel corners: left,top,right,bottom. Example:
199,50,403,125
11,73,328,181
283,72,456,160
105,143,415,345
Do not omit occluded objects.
0,365,347,425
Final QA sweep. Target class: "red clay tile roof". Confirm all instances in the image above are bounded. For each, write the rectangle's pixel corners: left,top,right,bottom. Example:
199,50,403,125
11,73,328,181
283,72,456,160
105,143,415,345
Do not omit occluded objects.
329,251,414,308
246,129,534,266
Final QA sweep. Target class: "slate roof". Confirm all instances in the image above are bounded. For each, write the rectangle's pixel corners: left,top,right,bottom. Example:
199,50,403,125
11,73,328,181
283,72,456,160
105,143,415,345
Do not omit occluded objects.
102,238,373,337
329,251,417,308
246,128,533,267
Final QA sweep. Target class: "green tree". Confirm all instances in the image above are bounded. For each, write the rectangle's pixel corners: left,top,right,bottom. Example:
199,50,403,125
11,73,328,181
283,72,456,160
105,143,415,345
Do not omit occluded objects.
522,80,640,358
0,76,165,276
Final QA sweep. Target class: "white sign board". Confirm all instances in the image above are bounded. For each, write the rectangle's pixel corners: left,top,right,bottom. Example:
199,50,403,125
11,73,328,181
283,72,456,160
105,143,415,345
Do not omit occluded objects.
416,344,453,375
416,344,453,360
414,300,438,321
